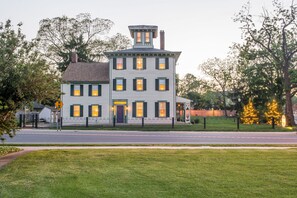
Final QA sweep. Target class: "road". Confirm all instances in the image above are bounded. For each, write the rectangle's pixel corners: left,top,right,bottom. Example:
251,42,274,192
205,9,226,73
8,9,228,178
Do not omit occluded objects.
2,129,297,144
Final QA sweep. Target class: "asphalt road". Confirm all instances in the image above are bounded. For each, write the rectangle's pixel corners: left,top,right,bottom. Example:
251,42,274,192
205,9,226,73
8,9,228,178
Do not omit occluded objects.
2,129,297,144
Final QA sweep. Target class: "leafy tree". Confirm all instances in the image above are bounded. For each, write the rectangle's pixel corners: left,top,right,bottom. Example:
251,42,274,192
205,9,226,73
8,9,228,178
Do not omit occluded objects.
241,98,259,124
235,0,297,126
0,20,60,139
37,13,131,72
178,73,202,97
199,57,236,116
264,99,282,125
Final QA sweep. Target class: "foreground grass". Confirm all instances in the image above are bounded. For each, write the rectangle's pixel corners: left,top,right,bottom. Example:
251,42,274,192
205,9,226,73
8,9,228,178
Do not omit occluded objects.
57,117,295,132
0,146,21,157
0,149,297,197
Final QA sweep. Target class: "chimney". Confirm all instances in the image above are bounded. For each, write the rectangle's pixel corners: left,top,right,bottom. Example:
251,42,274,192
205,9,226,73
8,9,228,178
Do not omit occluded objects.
160,30,165,50
71,52,78,63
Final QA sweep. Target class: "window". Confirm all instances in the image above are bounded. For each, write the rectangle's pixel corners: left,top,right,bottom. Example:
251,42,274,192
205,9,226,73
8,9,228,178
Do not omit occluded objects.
159,102,166,117
113,79,126,91
137,79,143,91
74,85,80,96
159,79,166,91
136,102,143,117
136,32,142,43
89,85,101,96
145,32,150,43
137,57,143,69
116,79,123,91
74,105,80,117
117,58,123,70
159,58,165,70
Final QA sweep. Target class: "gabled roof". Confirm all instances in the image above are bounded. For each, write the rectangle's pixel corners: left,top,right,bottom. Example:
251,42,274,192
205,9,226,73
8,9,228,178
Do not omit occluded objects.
104,48,181,61
62,62,109,83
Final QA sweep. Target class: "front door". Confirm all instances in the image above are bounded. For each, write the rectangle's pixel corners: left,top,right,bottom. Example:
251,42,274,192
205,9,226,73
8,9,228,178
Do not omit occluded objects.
117,105,124,123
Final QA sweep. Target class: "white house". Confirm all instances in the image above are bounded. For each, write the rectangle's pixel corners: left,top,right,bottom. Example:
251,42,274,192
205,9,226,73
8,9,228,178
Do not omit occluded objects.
61,25,190,125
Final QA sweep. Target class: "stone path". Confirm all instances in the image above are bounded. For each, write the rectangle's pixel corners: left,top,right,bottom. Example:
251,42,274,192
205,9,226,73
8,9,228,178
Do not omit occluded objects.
0,146,296,169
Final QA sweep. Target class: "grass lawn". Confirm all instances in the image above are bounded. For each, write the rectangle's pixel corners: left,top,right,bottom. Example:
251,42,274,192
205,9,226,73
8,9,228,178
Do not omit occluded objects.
0,149,297,197
59,117,295,132
0,146,21,157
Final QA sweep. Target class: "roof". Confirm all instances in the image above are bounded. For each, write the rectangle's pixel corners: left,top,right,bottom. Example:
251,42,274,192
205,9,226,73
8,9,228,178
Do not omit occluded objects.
62,62,109,83
176,96,192,103
104,48,181,61
128,25,158,38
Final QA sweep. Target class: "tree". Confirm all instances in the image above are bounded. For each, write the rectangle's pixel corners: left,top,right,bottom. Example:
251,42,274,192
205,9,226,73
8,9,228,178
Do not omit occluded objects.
199,57,235,116
0,20,60,139
241,98,259,124
235,0,297,126
178,73,202,97
37,13,131,72
264,99,282,125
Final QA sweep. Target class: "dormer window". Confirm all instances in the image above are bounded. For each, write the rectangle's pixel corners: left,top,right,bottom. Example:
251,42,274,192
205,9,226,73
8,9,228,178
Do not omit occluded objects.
145,32,150,43
136,32,142,43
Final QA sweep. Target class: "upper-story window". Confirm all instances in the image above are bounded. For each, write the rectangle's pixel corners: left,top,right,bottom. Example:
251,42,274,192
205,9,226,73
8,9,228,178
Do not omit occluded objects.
133,57,146,70
145,32,150,43
113,78,126,91
136,32,142,43
71,85,83,96
155,78,169,91
88,85,101,96
156,58,169,70
133,78,146,91
113,58,126,70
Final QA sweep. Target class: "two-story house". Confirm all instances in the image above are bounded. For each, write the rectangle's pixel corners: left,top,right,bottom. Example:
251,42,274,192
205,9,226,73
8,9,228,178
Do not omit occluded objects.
61,25,191,125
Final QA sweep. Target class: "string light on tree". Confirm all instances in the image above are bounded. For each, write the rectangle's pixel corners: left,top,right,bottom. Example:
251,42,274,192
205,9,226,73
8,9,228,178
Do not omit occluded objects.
264,99,282,125
241,98,259,124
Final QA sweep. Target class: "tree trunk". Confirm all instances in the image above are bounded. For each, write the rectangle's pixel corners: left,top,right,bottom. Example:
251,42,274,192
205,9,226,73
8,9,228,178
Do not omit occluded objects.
223,90,227,117
283,62,295,126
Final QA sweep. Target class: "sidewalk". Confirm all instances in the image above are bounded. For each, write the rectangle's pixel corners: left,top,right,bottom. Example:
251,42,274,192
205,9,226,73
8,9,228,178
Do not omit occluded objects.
0,146,296,169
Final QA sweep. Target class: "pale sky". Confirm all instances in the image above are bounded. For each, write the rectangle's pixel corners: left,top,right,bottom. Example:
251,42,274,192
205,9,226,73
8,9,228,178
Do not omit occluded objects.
0,0,289,77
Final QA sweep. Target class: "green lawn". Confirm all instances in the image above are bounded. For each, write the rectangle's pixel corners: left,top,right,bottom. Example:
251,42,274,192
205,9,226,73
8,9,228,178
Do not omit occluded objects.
59,117,295,131
1,149,297,197
0,146,21,157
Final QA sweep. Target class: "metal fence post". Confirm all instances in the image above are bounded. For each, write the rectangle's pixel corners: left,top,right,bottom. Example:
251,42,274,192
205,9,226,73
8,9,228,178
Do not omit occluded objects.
113,116,116,127
272,117,275,129
237,117,240,130
23,114,26,128
142,117,144,128
172,117,174,128
86,117,89,128
19,114,23,128
203,117,206,129
60,117,63,128
35,114,38,128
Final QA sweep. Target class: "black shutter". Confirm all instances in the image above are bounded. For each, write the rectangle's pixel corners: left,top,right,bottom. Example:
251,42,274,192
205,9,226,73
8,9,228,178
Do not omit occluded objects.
143,79,147,91
132,102,136,117
133,79,136,91
166,79,169,91
99,105,102,117
123,79,126,91
113,58,116,69
98,85,102,96
89,105,92,117
155,102,159,117
155,58,159,69
80,105,83,117
123,58,126,69
70,85,74,96
88,85,92,96
144,102,147,117
113,79,116,91
166,102,170,117
155,79,159,91
143,58,146,69
70,105,74,117
165,58,169,69
80,85,84,96
133,57,136,69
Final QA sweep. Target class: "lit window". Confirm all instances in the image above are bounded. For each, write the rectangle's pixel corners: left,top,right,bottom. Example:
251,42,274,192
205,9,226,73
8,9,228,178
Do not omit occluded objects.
92,85,98,96
136,32,142,43
92,105,99,117
159,79,166,91
136,102,143,117
116,79,123,91
159,102,166,117
136,79,143,91
117,58,123,70
74,85,80,96
145,32,150,43
137,57,143,69
73,105,80,117
159,58,165,70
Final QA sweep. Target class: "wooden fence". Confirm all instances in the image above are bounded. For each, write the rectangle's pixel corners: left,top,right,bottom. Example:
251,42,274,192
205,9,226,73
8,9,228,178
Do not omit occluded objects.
190,110,237,117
